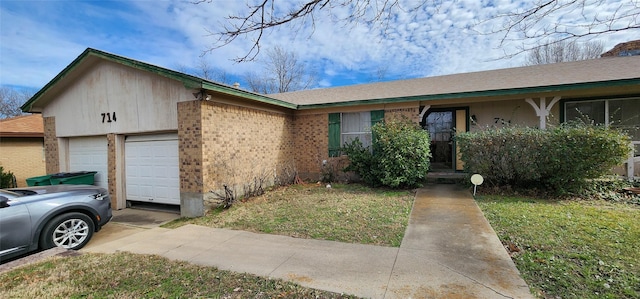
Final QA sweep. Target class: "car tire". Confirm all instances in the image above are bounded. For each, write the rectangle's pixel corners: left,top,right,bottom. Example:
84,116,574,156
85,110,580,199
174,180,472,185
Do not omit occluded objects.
40,212,95,250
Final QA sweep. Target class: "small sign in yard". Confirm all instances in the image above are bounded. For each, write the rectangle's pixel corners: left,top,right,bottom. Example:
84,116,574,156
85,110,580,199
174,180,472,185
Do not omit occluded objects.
471,174,484,196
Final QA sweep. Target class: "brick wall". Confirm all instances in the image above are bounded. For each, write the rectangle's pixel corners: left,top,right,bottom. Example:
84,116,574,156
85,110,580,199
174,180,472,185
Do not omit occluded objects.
291,107,422,181
385,107,420,123
106,133,117,207
293,113,328,179
201,101,296,194
0,137,46,187
177,100,204,194
43,116,59,174
201,101,295,193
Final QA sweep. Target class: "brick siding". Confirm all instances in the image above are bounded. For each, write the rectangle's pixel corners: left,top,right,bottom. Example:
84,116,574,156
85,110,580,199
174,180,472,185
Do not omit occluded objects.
43,117,59,174
106,133,117,207
0,137,46,187
385,107,420,123
200,101,296,194
293,113,328,180
177,100,204,194
291,107,421,181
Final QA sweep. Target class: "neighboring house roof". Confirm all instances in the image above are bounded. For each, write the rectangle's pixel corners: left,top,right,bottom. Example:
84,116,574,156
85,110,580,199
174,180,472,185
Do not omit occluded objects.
601,39,640,57
270,56,640,108
21,48,297,113
0,114,44,137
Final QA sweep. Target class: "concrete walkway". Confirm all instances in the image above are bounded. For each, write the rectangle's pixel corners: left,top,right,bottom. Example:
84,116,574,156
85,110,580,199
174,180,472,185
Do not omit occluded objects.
83,184,533,299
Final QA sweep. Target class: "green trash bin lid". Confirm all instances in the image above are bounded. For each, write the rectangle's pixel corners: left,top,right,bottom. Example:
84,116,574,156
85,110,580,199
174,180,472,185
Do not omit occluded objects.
49,171,97,185
26,174,53,186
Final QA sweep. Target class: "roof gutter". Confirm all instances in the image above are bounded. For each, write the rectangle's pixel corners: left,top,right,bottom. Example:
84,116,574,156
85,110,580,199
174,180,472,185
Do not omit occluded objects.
200,81,298,109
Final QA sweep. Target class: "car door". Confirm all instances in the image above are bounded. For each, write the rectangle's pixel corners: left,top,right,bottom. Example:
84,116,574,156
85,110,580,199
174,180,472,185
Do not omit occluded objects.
0,196,32,259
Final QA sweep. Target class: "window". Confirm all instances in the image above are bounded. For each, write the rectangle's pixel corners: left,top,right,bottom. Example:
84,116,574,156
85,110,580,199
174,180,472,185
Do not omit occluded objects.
328,110,384,157
565,101,605,125
341,112,372,147
425,111,453,142
564,98,640,155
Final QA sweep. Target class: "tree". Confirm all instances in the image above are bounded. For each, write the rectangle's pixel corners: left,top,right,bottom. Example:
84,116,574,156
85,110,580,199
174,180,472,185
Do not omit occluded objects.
197,0,639,62
492,0,639,57
174,57,231,85
524,40,604,65
243,46,316,94
0,87,33,119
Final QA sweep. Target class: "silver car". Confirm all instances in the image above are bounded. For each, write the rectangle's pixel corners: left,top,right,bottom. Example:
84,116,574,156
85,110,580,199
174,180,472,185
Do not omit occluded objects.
0,184,112,262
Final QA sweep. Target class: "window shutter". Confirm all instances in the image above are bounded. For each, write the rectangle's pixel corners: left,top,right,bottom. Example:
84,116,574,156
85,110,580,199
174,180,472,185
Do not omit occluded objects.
328,113,341,157
370,110,385,147
370,110,385,126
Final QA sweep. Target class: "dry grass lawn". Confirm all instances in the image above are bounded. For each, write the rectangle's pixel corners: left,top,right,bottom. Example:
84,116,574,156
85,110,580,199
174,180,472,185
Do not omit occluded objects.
164,183,415,247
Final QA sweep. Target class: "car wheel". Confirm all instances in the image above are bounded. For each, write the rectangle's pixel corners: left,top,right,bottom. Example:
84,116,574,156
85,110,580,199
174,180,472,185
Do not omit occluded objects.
40,212,95,250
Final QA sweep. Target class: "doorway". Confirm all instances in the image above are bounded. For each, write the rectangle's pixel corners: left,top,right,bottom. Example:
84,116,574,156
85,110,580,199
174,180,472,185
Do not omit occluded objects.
421,107,469,171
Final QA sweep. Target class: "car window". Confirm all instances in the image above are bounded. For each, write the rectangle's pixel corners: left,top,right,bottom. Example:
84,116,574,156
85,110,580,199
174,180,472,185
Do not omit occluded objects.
0,190,22,199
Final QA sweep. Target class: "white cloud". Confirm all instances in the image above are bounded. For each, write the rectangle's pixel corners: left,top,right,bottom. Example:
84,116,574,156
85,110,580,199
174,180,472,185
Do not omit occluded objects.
1,0,638,90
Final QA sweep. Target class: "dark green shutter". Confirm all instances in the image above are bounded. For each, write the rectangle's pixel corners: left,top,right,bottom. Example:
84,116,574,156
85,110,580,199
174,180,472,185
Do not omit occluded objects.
370,110,384,127
328,113,341,157
370,110,385,147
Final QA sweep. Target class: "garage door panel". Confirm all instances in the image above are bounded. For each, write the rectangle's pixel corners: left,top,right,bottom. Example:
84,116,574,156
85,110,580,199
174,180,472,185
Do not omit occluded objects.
125,135,179,205
69,136,108,188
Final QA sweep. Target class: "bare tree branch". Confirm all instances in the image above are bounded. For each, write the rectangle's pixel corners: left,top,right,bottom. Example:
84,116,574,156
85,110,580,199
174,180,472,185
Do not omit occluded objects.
243,46,316,93
174,57,232,85
524,39,604,65
195,0,639,62
0,87,32,119
486,0,640,58
197,0,436,62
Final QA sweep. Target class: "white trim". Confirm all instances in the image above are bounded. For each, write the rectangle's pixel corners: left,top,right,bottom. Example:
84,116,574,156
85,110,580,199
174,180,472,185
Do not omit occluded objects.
629,141,640,182
525,96,561,129
126,133,178,142
419,105,431,120
114,135,126,210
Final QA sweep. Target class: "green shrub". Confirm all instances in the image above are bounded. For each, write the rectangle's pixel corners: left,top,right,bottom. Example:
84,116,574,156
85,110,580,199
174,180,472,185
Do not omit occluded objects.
342,118,431,188
456,124,631,193
542,124,632,190
0,166,16,188
341,138,380,186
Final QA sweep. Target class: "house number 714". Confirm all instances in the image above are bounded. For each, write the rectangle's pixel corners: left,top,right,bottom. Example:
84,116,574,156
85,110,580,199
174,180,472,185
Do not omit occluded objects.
101,112,116,123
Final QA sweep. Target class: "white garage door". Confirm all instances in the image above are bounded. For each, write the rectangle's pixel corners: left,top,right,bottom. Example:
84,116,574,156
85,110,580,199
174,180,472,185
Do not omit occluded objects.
125,134,180,205
68,136,108,188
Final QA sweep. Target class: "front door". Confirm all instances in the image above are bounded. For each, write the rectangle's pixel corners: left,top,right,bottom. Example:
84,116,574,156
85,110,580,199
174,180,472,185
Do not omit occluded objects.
421,108,468,171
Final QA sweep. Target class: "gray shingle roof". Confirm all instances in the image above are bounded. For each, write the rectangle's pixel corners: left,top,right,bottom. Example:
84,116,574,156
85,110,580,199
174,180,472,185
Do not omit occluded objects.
270,56,640,106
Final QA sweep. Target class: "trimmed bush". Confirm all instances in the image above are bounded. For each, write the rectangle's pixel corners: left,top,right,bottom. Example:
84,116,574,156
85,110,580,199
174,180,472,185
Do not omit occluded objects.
0,166,15,189
342,118,431,188
456,124,631,193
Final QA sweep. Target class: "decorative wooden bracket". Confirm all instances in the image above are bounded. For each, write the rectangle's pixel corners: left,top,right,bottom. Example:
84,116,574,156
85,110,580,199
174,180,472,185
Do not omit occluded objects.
525,96,561,129
419,105,431,120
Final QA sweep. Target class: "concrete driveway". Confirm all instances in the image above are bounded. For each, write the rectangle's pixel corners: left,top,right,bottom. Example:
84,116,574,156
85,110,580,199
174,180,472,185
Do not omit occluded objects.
82,207,180,251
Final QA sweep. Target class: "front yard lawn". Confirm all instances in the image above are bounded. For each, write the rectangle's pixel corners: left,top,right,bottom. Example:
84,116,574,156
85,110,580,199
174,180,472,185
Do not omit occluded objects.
477,196,640,299
0,252,356,298
164,184,415,247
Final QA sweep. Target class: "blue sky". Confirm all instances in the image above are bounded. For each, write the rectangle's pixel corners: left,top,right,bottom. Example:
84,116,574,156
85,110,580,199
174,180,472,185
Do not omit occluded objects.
1,0,638,93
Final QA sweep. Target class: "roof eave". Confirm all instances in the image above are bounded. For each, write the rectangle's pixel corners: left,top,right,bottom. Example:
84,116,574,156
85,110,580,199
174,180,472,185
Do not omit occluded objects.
201,82,298,109
296,78,640,109
21,48,297,112
0,132,44,138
